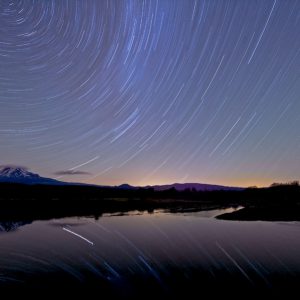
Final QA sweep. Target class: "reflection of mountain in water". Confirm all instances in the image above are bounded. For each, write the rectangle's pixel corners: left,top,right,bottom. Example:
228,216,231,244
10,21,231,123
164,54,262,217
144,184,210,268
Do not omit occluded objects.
0,220,32,232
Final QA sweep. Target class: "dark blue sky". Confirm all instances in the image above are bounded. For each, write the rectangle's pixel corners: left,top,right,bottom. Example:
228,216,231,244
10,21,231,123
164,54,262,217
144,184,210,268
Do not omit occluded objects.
0,0,299,187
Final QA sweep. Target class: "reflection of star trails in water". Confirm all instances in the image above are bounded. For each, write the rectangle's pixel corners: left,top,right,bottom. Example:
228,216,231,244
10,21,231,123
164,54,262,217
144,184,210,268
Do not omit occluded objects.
63,227,94,246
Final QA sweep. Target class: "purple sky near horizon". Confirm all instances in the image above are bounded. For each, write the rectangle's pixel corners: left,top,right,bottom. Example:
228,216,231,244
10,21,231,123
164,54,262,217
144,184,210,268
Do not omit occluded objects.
0,0,299,187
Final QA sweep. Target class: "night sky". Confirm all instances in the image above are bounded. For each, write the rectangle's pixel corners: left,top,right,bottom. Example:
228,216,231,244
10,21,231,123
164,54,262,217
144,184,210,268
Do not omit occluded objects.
0,0,299,187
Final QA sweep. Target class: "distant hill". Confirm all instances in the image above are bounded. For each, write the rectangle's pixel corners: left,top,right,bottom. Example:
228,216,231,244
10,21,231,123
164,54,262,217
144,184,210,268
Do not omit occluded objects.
117,183,138,190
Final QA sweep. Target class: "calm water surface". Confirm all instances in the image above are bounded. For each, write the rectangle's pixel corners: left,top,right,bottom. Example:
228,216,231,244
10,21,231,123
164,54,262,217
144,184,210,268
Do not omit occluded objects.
0,207,300,296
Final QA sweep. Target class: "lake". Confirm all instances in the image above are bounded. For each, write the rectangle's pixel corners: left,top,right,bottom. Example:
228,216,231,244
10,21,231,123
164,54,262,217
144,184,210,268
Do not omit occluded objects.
0,207,300,297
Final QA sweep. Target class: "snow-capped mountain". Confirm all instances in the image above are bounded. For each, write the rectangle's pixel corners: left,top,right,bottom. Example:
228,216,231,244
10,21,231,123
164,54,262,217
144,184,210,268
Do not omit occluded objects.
0,167,40,178
0,166,63,185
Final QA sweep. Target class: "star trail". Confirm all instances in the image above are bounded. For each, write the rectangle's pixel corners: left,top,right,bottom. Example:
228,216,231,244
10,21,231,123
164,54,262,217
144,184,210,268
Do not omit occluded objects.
0,0,299,187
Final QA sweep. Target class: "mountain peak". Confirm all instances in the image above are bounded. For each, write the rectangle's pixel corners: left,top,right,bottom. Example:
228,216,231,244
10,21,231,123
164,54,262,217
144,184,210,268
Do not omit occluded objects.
0,166,63,185
0,165,91,186
0,166,40,179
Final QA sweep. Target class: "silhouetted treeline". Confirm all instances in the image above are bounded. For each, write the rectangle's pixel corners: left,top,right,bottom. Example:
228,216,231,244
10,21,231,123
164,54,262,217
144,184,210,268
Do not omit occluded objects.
0,182,244,203
0,182,299,221
0,182,238,221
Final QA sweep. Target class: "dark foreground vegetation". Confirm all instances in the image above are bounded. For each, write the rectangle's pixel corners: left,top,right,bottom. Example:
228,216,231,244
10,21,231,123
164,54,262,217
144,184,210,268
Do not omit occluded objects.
217,181,300,221
0,181,299,221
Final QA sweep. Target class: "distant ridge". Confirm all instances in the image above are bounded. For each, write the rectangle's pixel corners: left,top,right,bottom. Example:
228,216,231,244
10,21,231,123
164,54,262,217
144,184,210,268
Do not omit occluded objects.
118,182,243,191
0,166,243,191
145,182,243,192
